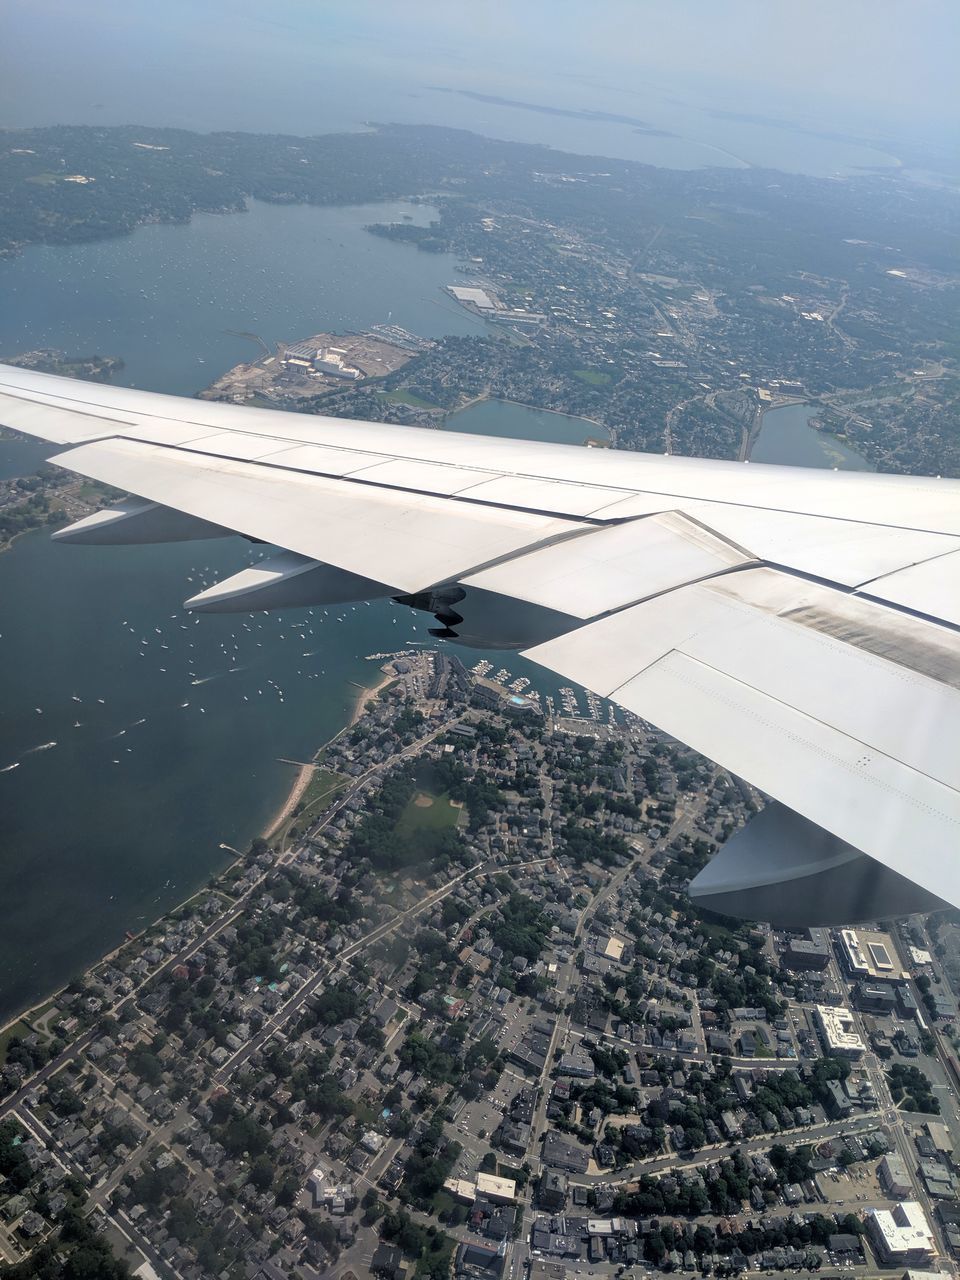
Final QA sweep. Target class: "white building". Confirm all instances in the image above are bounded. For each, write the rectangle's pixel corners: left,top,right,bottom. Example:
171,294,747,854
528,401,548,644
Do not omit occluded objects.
443,1173,517,1204
878,1153,912,1198
814,1005,865,1059
447,285,499,310
314,348,362,379
865,1203,935,1264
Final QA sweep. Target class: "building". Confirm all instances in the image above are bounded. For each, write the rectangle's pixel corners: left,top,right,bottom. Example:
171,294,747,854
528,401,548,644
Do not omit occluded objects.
838,928,903,982
371,1244,404,1279
865,1203,935,1264
556,1045,595,1079
445,1178,481,1204
602,935,626,962
447,285,499,311
856,982,898,1014
537,1171,568,1212
814,1005,865,1059
455,1242,505,1279
475,1173,517,1205
879,1154,912,1198
313,347,362,379
924,1121,955,1159
781,929,832,972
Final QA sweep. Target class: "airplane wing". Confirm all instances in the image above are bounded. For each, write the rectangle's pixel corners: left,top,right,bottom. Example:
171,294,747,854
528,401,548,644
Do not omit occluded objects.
3,362,959,926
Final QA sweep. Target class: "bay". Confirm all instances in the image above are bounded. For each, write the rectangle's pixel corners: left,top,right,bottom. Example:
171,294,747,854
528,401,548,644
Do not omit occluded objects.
751,401,872,471
444,399,610,446
0,199,484,396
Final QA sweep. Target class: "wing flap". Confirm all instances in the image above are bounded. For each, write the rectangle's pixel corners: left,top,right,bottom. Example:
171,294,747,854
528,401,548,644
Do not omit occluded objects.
858,549,960,627
612,649,960,908
50,436,587,595
462,511,754,619
526,568,960,905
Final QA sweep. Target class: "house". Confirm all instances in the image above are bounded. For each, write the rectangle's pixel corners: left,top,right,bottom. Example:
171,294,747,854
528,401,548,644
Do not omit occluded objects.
371,1243,403,1279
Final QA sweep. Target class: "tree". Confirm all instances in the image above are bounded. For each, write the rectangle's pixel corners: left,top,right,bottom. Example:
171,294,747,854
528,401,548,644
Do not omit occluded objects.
249,1154,274,1191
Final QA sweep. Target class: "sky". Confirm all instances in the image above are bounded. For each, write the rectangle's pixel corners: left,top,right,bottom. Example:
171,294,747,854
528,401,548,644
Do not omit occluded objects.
2,0,957,162
324,0,959,124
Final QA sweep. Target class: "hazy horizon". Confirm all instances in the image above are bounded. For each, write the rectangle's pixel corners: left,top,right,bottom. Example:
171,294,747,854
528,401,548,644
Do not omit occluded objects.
4,0,958,176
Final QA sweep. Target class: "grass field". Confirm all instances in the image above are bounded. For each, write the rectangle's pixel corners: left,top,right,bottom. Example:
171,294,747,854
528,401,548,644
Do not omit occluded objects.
396,788,461,837
299,767,348,814
573,368,613,386
383,388,438,409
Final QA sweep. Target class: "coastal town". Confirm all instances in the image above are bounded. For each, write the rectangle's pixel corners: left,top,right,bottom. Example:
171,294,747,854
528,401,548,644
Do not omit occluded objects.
2,652,960,1280
0,112,959,1280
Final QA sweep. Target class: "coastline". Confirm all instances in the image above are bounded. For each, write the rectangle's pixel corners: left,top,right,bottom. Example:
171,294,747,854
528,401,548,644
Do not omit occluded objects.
261,759,316,840
0,662,396,1047
350,667,395,726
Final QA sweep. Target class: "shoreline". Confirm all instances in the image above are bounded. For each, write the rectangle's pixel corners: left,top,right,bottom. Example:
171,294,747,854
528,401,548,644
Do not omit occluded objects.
261,759,316,841
0,662,397,1047
350,667,395,726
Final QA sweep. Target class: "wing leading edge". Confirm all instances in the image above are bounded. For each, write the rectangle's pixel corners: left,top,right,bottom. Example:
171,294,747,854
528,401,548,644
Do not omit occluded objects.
2,362,959,926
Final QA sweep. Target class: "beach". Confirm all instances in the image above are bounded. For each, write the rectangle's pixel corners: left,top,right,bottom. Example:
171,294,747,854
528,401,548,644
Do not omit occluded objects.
261,665,394,840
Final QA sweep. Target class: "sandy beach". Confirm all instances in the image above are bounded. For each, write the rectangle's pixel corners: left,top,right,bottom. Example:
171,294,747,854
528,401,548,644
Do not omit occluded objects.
349,668,395,726
262,759,316,839
262,665,395,839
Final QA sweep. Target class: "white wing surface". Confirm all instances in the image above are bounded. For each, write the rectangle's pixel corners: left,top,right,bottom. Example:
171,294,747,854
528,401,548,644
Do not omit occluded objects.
3,363,959,925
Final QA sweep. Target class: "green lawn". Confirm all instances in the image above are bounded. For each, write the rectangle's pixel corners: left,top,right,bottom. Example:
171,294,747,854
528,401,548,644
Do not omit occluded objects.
383,388,438,409
396,788,461,837
573,368,613,386
299,767,348,814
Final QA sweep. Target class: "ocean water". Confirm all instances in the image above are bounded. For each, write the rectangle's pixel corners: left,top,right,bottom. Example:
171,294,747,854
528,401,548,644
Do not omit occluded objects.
0,200,483,396
751,401,871,471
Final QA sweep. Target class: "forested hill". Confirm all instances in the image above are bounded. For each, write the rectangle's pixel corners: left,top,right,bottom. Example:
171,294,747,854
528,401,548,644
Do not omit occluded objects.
3,122,615,257
1,122,957,277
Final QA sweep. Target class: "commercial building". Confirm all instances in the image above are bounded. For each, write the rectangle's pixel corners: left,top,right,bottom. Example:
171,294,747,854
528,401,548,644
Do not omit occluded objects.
879,1154,912,1198
838,928,903,982
447,285,499,311
475,1173,517,1204
814,1005,865,1058
856,982,898,1014
443,1173,516,1205
781,929,831,972
865,1203,935,1264
603,936,626,962
313,348,362,379
924,1121,955,1159
537,1171,568,1211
